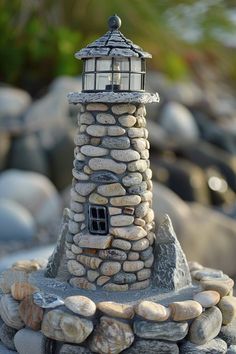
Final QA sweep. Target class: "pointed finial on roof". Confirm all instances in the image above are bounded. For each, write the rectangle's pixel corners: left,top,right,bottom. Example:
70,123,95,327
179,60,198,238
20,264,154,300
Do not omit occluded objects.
108,14,121,30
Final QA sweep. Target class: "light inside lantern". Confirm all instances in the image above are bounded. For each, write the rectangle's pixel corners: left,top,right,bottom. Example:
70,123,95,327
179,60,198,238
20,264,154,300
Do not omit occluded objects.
82,57,145,92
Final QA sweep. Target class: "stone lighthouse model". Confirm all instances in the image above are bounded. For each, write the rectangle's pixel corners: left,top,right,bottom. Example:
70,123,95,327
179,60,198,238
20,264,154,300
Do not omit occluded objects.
47,14,160,291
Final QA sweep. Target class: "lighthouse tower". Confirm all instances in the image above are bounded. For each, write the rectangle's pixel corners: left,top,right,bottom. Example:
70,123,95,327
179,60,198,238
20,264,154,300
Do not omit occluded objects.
54,15,159,291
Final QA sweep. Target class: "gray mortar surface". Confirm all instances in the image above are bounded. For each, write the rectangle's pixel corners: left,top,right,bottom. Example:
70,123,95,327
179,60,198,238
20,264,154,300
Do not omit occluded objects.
29,270,198,305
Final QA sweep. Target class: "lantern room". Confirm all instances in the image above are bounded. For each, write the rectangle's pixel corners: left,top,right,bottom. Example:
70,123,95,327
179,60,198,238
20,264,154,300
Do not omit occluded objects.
74,14,151,93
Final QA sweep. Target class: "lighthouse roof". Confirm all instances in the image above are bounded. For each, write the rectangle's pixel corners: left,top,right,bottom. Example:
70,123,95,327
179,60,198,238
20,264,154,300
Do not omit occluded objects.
75,15,152,60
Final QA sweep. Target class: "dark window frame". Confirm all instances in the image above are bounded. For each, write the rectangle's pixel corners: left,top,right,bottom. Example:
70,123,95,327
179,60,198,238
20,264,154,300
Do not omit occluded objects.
88,205,108,235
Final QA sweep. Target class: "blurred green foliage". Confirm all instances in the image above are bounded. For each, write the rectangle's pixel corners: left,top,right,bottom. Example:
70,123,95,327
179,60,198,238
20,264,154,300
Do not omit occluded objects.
0,0,235,94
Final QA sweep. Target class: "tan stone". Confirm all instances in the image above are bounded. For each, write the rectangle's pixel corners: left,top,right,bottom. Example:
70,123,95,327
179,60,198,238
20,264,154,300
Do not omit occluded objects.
71,244,83,255
110,195,141,207
140,149,149,159
123,207,135,215
70,202,83,214
97,113,116,124
128,160,148,172
169,301,203,321
64,295,96,317
97,302,134,319
118,115,136,127
70,277,96,290
77,255,102,270
134,218,146,227
102,283,129,292
80,124,87,133
135,105,146,117
130,279,150,290
41,309,93,343
131,138,147,152
66,250,76,259
188,261,204,272
91,137,101,145
123,261,144,272
70,189,86,203
137,269,151,281
67,260,86,276
111,149,140,162
89,158,126,174
135,202,149,218
11,260,42,273
75,182,96,196
193,291,220,308
128,127,144,138
11,282,38,301
144,209,155,223
89,193,108,205
112,104,136,115
90,316,134,353
201,278,234,297
135,301,170,321
141,190,153,202
111,226,147,241
80,145,108,157
109,207,122,215
132,238,149,251
76,234,112,249
19,295,43,330
108,126,126,136
97,183,125,197
87,103,108,111
86,125,107,137
97,276,111,286
112,239,131,251
100,262,121,276
218,296,236,324
110,215,134,227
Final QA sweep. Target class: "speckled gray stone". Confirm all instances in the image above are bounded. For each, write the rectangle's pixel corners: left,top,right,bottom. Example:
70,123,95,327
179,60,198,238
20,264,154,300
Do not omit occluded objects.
102,136,130,149
14,328,48,354
123,339,179,354
33,291,64,309
68,92,159,104
228,345,236,354
0,324,16,351
152,214,192,291
60,345,92,354
219,318,236,345
90,171,119,183
179,337,227,354
134,320,188,341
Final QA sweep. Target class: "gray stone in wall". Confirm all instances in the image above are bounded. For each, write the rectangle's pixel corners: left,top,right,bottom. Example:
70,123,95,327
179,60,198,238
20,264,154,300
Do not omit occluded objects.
228,345,236,354
152,214,192,291
123,339,179,354
133,320,188,341
179,337,227,354
59,344,92,354
90,171,119,184
219,318,236,346
0,324,16,351
45,210,69,279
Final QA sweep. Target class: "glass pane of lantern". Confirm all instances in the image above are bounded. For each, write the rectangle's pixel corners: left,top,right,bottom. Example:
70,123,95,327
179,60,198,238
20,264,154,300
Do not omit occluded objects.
130,73,142,90
113,58,129,72
96,73,110,90
84,74,95,90
97,58,111,71
120,73,129,90
85,59,95,72
131,58,142,72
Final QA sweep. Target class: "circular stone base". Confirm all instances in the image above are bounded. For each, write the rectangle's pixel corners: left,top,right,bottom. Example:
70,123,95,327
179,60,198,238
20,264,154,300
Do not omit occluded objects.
29,270,198,305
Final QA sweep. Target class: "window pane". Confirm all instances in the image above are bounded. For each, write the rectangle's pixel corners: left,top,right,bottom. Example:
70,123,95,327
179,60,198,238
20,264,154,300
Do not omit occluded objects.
99,221,106,232
96,73,110,90
85,59,95,72
120,73,129,90
92,221,98,231
130,73,142,90
97,58,111,71
131,58,142,72
98,208,105,219
113,58,129,71
91,207,97,218
84,74,95,90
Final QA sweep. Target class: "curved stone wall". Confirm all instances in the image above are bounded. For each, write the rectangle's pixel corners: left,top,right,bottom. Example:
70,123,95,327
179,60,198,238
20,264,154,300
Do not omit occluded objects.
66,103,155,291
